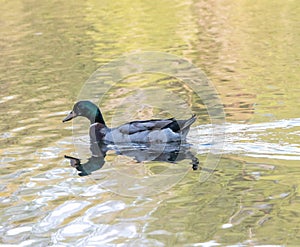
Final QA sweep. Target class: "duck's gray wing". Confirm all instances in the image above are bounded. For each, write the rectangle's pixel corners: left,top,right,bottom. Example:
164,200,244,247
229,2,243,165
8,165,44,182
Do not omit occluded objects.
117,115,196,135
117,118,174,135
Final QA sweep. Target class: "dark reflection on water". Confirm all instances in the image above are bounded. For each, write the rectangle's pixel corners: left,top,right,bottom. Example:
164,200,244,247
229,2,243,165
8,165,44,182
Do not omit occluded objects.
65,142,199,176
0,0,300,246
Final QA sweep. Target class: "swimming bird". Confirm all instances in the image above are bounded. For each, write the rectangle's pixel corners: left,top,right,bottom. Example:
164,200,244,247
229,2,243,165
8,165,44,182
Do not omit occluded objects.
63,101,196,143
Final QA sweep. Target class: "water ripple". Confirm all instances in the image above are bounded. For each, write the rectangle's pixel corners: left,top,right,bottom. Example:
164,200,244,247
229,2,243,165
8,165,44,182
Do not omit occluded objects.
190,118,300,159
32,200,91,234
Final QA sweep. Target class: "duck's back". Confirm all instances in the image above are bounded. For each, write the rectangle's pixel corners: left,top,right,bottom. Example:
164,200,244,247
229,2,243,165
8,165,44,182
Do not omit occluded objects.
90,115,196,143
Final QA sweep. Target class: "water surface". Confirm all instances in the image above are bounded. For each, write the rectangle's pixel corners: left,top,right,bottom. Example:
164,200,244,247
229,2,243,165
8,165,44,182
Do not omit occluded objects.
0,0,300,246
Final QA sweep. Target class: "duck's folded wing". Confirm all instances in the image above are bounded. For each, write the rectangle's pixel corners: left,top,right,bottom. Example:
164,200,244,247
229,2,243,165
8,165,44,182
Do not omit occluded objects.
118,119,174,135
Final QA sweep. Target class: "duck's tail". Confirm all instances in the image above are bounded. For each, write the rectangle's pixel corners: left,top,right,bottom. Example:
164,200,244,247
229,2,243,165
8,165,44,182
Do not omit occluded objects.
161,114,197,136
181,114,197,130
178,114,197,140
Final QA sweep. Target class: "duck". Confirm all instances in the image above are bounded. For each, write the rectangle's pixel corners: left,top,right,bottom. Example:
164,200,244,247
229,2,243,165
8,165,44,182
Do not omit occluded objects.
63,101,196,143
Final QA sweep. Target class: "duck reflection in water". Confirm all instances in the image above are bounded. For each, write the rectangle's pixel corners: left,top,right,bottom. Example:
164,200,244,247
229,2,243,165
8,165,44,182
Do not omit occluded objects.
65,142,199,176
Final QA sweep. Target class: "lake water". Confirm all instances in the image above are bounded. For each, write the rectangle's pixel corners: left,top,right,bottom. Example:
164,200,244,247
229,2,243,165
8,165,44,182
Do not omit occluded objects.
0,0,300,246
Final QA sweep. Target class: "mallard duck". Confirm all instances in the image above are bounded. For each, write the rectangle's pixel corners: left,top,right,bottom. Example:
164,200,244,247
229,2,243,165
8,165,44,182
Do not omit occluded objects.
63,101,196,143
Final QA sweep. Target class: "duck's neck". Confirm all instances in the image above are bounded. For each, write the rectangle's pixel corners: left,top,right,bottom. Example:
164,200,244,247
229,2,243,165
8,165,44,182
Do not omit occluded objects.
89,108,106,125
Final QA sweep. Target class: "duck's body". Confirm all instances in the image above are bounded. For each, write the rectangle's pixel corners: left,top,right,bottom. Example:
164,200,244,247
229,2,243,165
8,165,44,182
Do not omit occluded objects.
90,117,196,143
63,101,196,144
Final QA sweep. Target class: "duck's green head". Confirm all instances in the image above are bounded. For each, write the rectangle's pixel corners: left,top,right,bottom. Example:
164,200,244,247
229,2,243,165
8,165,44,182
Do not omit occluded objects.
62,101,106,125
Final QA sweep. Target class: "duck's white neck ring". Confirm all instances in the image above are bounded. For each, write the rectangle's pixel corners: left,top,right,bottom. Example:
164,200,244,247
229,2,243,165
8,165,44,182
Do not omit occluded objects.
90,123,99,127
